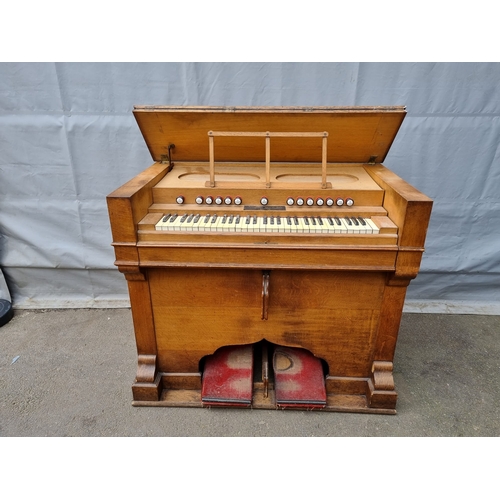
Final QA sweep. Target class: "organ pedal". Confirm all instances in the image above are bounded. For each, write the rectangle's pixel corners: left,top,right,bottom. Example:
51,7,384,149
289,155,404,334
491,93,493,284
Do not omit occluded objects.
201,342,327,409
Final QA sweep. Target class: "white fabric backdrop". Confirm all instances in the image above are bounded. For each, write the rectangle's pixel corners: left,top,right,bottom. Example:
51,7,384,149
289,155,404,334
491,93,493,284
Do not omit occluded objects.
1,62,499,313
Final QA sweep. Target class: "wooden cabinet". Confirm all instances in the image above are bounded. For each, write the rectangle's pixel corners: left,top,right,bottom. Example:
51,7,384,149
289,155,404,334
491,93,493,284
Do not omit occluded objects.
107,106,432,413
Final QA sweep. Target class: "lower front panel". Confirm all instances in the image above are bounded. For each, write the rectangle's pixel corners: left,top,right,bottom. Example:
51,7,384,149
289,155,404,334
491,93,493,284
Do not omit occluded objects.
148,267,386,376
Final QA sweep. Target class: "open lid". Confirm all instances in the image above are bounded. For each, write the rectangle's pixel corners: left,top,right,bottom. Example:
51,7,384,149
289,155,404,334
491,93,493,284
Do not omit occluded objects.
133,105,406,164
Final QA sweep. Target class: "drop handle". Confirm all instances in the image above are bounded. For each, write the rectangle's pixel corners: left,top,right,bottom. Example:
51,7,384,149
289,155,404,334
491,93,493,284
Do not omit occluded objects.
262,271,270,320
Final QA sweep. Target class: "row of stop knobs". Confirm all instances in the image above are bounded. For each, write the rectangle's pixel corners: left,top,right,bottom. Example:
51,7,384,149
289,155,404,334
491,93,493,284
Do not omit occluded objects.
176,195,354,207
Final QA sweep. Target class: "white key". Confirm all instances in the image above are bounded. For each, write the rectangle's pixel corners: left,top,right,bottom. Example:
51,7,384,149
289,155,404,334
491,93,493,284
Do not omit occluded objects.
208,214,219,232
267,216,276,233
293,217,306,233
324,217,336,233
171,213,188,231
232,215,242,232
251,216,260,232
354,216,370,234
315,216,329,234
284,216,292,233
163,214,180,231
220,215,233,232
301,216,313,233
350,217,367,234
190,214,202,231
331,217,348,234
275,216,285,233
229,215,239,232
344,216,358,234
214,215,227,232
365,218,380,234
267,216,279,233
179,213,197,231
214,215,225,232
241,215,251,232
196,214,210,232
308,216,322,233
352,217,365,234
257,216,266,233
285,216,299,233
155,214,172,231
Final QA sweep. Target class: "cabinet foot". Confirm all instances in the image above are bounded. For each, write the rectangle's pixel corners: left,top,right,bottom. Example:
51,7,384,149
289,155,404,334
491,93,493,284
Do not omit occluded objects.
132,354,162,401
367,361,398,409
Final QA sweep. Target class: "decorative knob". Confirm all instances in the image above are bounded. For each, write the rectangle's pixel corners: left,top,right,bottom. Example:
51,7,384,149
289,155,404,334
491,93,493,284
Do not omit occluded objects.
316,197,324,206
336,197,344,206
224,196,232,205
306,197,314,206
346,198,354,207
260,197,269,206
215,196,223,205
234,197,242,205
326,197,334,207
296,197,304,206
195,196,204,205
205,196,213,205
286,197,295,206
176,195,185,205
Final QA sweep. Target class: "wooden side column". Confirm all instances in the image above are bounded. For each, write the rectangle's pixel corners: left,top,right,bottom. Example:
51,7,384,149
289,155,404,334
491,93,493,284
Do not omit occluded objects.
373,275,411,362
122,267,162,401
367,274,410,410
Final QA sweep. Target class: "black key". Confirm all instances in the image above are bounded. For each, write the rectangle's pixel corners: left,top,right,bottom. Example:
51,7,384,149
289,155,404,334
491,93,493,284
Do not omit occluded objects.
334,216,341,225
221,215,227,223
317,217,323,226
327,216,334,226
287,216,292,225
277,216,281,225
170,214,179,222
352,217,359,226
180,214,188,223
245,215,250,224
204,214,210,223
303,216,310,226
358,217,366,225
263,216,268,225
293,216,299,225
345,217,352,226
193,214,200,223
211,214,217,223
270,216,274,225
186,214,194,223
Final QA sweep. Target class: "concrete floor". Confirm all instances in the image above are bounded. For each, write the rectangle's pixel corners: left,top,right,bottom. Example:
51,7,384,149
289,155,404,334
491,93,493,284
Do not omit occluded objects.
1,308,499,437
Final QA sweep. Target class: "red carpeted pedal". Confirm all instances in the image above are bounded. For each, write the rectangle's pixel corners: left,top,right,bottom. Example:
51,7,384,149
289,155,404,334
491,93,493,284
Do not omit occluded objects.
273,346,327,409
201,345,254,407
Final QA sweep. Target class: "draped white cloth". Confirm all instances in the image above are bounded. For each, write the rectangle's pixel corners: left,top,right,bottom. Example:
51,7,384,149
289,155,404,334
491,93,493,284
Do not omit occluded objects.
1,62,499,313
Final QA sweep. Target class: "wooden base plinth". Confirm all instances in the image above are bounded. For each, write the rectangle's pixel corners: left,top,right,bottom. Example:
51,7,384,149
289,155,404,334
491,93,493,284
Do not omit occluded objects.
131,374,397,414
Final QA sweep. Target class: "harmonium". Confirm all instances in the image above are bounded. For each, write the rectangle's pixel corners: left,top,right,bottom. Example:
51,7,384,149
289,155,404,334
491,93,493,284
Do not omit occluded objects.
107,105,432,414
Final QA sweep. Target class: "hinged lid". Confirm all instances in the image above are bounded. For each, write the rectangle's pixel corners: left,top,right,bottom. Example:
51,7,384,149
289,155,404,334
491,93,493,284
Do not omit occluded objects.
133,105,406,164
